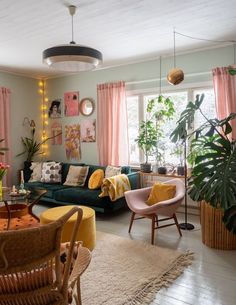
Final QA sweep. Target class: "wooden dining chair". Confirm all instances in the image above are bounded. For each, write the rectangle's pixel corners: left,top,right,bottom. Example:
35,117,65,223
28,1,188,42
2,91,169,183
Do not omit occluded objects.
0,206,91,305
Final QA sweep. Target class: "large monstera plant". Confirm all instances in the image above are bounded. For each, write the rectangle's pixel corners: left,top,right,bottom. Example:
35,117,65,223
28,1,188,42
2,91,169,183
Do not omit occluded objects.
170,93,236,234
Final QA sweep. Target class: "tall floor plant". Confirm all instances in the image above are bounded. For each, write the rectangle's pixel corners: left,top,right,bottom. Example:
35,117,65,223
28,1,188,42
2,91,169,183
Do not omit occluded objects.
170,94,236,234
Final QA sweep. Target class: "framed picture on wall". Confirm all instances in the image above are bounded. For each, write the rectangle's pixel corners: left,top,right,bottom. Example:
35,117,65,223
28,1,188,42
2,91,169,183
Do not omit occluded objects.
48,99,62,118
81,119,96,142
51,121,62,145
64,91,80,116
65,124,81,160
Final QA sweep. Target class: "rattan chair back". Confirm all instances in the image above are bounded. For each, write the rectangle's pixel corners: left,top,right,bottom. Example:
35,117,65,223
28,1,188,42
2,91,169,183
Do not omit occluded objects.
0,206,83,305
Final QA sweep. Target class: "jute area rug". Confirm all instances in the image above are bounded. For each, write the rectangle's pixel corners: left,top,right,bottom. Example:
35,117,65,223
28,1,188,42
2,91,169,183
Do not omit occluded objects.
81,232,193,305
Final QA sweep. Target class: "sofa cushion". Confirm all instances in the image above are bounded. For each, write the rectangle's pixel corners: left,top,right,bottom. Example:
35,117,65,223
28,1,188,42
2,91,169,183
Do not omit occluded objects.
61,163,85,183
41,162,62,183
24,182,71,199
88,169,104,189
54,187,112,208
63,166,89,187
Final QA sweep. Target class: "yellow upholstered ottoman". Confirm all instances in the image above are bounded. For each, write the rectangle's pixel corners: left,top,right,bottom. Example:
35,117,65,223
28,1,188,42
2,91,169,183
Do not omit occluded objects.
40,205,96,250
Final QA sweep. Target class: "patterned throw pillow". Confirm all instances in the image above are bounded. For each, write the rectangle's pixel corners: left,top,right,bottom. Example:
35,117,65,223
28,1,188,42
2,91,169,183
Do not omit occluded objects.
105,165,121,178
29,162,42,182
41,162,62,183
63,165,89,187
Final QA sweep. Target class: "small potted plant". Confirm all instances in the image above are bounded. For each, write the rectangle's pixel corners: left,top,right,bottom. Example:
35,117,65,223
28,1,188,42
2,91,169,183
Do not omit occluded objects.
136,95,175,173
171,145,184,175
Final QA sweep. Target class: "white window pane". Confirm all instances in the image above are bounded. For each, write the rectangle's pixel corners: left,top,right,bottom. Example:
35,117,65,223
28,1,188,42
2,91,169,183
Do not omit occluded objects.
127,96,139,165
194,88,216,130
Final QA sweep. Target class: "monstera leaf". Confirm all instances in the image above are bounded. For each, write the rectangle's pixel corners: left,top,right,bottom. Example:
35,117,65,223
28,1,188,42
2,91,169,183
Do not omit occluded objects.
171,93,236,234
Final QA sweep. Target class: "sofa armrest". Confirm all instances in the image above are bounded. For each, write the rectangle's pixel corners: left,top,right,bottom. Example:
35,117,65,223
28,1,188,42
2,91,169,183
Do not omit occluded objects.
127,172,139,190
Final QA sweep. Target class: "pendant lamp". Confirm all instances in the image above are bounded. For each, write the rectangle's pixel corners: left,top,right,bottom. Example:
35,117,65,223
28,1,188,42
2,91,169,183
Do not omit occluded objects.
43,5,103,72
167,30,184,85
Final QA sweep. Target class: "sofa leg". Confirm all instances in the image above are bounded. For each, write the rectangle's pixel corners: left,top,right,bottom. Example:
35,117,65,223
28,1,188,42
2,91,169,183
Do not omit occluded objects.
173,213,182,237
128,212,135,233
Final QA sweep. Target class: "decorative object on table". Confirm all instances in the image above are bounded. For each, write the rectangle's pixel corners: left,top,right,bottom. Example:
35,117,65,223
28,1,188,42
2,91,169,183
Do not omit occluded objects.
65,124,81,160
48,99,62,118
51,121,62,145
81,119,96,142
42,5,102,72
80,98,95,116
17,118,61,162
167,30,184,85
64,91,79,116
171,93,236,246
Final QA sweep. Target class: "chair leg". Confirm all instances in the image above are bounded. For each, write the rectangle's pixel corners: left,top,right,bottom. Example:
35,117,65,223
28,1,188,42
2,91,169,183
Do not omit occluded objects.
77,278,82,305
151,214,156,245
173,213,182,237
128,212,135,233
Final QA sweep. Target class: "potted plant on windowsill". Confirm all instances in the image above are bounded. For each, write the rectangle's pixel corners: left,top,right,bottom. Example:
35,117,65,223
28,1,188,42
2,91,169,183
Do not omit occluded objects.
136,95,175,173
170,93,236,249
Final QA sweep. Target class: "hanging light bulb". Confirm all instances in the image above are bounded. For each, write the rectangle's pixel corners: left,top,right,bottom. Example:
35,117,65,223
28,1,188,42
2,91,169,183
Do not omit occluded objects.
167,30,184,85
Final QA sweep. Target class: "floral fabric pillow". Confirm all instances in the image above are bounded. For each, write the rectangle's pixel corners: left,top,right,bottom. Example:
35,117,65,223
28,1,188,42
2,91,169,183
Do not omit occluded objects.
29,162,42,182
41,162,62,183
105,165,121,178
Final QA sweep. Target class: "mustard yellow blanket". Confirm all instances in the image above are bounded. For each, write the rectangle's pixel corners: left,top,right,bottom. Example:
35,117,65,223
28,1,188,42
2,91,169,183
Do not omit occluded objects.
99,174,131,202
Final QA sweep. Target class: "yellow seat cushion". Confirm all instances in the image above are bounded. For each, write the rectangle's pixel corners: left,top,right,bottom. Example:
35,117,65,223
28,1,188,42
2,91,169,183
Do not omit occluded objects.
40,205,96,250
88,169,104,189
146,182,176,206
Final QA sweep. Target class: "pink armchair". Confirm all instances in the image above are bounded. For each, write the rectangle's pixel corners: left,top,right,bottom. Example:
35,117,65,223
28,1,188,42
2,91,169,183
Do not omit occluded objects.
124,178,185,244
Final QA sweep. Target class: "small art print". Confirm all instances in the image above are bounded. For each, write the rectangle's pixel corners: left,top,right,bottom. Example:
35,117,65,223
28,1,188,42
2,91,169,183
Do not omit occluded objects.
65,124,81,160
81,119,96,142
48,99,62,118
51,121,62,145
64,92,79,116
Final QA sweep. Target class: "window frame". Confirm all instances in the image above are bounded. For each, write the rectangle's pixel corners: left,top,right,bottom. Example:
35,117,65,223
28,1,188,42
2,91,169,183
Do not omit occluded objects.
126,82,215,166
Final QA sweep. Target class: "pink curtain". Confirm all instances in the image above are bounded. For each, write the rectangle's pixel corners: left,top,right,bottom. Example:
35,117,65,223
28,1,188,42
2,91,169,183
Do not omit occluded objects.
97,81,129,166
0,87,12,186
212,65,236,139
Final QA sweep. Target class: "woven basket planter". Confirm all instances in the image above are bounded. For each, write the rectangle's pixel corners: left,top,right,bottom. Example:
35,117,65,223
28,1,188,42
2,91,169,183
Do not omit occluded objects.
200,201,236,250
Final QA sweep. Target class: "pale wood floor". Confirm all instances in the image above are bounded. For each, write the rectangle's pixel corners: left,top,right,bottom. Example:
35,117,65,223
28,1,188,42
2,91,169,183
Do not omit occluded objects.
36,205,236,305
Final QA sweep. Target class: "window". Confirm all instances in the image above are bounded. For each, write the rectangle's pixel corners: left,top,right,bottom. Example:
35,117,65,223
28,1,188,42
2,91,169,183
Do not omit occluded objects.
127,87,216,166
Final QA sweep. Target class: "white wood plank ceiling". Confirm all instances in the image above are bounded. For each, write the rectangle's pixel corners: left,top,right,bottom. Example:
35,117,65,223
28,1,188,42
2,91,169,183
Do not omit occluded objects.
0,0,235,78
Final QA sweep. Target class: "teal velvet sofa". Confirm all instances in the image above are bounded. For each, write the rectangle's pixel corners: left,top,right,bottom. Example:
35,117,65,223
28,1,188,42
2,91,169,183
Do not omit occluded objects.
24,163,138,213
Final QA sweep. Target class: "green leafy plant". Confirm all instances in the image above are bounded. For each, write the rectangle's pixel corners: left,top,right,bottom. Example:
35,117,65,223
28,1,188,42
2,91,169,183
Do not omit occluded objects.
170,93,236,234
17,127,61,162
135,95,175,164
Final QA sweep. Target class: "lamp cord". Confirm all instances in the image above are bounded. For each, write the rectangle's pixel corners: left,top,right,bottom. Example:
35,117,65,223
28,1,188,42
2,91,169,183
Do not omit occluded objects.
71,13,75,44
175,31,236,44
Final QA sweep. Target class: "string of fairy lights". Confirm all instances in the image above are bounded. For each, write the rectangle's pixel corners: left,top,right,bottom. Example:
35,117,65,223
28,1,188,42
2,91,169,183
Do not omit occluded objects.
38,80,49,156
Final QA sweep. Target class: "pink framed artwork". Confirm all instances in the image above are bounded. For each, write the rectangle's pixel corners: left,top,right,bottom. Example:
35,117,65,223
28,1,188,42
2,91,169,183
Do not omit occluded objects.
64,92,79,116
51,121,62,145
81,119,96,142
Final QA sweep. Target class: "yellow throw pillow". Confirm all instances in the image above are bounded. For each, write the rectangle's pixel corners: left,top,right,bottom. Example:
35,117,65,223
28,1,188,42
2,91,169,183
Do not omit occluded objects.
88,169,104,189
146,182,176,206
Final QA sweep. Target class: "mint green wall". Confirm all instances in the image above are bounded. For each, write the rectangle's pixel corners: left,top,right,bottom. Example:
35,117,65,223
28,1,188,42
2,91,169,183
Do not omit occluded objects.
46,45,234,165
0,72,40,185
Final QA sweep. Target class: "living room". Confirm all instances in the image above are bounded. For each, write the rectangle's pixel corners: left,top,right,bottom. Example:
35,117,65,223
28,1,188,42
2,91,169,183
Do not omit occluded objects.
0,1,236,304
